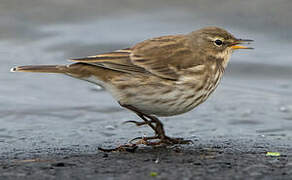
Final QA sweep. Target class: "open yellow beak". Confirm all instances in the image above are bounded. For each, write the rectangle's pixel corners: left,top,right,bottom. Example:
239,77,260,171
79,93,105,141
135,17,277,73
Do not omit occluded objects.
231,39,254,50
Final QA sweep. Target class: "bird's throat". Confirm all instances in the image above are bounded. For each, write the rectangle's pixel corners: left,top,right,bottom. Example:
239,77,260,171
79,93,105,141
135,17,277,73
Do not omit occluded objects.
215,49,232,69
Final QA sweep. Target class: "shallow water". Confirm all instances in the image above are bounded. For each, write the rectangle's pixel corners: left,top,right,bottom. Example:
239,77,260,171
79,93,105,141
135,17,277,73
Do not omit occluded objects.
1,0,292,154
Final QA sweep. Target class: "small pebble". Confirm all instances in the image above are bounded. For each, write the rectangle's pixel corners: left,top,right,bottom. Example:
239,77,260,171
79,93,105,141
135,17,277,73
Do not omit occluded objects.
279,105,292,113
150,172,158,177
241,109,253,117
280,106,288,112
102,153,108,158
266,152,281,157
155,157,159,164
105,125,115,130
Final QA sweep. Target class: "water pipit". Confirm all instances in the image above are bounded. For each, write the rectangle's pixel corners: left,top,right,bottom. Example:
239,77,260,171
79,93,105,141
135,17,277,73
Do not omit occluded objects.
11,26,253,151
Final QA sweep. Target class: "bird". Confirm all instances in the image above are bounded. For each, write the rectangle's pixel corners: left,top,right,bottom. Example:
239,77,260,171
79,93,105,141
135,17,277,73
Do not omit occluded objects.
11,26,253,151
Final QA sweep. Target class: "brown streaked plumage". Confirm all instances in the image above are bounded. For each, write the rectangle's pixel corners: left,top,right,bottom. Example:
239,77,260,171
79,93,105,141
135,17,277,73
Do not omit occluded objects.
11,26,253,151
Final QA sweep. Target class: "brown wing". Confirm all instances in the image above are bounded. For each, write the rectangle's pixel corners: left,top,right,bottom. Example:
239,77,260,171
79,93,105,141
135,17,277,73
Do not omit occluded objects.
70,48,147,74
70,35,196,80
130,35,195,80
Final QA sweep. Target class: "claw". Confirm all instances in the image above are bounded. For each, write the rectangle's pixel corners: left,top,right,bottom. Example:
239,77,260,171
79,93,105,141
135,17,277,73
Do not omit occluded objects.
122,120,137,124
123,120,154,126
129,136,159,144
98,144,138,153
129,136,144,144
129,136,192,146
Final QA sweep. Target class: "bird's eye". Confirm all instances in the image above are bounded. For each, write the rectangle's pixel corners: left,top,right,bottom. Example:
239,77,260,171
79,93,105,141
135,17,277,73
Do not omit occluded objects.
214,39,223,46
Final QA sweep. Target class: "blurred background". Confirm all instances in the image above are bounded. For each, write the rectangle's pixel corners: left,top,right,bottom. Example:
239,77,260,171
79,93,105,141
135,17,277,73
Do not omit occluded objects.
1,0,292,154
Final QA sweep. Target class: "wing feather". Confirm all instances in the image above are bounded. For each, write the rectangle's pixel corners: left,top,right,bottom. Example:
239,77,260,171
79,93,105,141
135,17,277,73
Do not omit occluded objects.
70,35,198,80
130,35,195,80
70,48,147,74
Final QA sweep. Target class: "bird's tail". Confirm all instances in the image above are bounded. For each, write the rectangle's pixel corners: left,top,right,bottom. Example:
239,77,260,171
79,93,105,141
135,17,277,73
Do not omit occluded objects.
11,65,68,73
10,63,119,84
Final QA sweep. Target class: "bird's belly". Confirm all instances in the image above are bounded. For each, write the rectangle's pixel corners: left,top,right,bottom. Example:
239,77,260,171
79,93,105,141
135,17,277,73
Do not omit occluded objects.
86,68,223,117
125,89,200,116
112,82,212,117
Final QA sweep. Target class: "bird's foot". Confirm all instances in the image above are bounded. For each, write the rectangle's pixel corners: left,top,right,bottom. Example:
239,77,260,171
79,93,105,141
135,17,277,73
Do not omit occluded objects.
98,144,138,153
98,136,192,152
130,135,193,146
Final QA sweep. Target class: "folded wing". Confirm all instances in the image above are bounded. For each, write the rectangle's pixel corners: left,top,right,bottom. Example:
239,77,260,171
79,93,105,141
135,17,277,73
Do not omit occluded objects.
70,35,195,80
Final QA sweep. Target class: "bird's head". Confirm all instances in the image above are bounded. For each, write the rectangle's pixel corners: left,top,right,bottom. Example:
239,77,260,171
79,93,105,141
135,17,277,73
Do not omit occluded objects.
189,26,253,68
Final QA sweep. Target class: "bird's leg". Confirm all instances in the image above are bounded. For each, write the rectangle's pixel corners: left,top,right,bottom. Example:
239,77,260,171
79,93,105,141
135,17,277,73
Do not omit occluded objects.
139,113,192,145
141,114,166,138
98,103,192,152
120,103,192,145
120,103,160,135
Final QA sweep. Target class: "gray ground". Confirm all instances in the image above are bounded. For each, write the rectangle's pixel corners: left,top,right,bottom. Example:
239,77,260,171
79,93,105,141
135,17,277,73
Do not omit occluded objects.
0,137,292,180
1,0,292,179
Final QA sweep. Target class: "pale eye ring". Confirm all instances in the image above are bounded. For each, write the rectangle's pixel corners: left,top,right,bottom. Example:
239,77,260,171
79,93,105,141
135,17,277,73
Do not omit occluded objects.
214,39,223,46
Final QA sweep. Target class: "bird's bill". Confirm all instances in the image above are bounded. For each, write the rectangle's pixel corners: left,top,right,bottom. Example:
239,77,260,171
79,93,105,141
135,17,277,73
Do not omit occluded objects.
231,39,254,50
231,45,253,50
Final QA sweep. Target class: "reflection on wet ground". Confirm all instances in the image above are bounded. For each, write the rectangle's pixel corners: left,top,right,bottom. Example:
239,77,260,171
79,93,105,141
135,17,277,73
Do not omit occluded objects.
0,0,292,155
